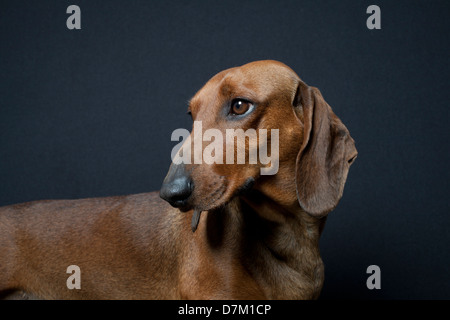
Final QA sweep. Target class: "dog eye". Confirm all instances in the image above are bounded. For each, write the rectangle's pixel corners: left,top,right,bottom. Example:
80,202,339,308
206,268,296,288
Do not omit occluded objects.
230,99,253,116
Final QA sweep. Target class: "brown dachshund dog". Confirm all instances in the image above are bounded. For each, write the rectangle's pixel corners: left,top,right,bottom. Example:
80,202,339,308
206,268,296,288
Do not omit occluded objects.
0,60,357,299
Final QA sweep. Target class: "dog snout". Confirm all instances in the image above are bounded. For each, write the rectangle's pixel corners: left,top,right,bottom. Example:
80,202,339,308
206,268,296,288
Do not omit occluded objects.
160,164,193,209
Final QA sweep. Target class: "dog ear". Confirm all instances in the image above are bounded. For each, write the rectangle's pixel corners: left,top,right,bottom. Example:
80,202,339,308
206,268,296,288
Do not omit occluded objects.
293,81,357,218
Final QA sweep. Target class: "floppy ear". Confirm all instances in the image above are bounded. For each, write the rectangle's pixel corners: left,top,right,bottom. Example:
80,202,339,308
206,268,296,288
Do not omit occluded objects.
294,81,357,218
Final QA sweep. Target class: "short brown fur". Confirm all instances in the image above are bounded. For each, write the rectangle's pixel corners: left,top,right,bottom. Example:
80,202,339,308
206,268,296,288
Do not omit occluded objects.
0,60,356,299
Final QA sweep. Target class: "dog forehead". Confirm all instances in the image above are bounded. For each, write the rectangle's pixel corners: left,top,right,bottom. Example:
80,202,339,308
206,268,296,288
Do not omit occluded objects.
192,60,299,108
239,60,298,79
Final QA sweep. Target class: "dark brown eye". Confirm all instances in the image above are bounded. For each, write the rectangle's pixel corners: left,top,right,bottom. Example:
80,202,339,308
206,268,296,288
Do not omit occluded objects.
231,99,253,116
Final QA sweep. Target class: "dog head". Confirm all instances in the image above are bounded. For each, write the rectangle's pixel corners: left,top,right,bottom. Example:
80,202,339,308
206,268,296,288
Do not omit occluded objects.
160,60,357,221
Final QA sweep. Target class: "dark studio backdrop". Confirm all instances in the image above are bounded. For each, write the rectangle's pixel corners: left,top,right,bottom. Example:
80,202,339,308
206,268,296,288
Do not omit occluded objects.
0,0,448,300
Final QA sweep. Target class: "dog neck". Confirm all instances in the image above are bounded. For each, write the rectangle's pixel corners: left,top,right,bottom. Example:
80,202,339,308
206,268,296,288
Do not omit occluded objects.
239,190,324,261
202,192,326,299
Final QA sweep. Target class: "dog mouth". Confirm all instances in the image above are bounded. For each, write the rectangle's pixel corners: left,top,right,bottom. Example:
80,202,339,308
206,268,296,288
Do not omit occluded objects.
188,189,227,233
235,177,256,196
188,177,256,232
193,176,255,212
176,200,194,212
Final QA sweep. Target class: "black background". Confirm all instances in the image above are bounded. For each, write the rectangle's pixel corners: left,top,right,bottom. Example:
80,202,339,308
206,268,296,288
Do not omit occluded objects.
1,0,448,299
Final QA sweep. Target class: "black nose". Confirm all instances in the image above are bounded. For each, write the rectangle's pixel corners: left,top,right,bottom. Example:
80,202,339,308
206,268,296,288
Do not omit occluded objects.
160,165,193,208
